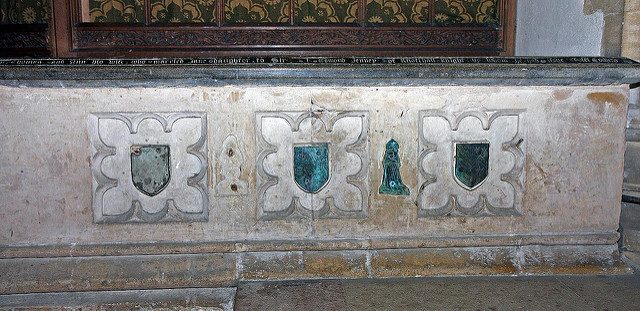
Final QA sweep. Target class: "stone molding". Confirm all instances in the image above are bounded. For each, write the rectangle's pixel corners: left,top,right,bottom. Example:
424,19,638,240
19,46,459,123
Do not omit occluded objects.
0,233,620,259
0,245,629,295
0,57,638,87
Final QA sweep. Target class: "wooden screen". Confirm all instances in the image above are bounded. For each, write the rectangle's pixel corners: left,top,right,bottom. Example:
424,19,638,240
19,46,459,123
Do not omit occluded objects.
51,0,515,57
1,0,516,57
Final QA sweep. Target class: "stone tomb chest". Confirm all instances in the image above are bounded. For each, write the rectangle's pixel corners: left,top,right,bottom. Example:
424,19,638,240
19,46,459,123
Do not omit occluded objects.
1,57,639,294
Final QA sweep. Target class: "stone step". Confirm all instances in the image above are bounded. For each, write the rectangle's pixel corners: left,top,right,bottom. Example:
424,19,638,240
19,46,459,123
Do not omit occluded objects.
0,288,235,311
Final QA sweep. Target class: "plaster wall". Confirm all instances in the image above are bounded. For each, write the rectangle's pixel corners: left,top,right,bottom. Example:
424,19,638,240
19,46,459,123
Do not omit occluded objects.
516,0,605,56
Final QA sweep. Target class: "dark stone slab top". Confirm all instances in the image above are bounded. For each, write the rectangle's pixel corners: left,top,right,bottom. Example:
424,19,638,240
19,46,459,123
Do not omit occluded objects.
0,57,639,87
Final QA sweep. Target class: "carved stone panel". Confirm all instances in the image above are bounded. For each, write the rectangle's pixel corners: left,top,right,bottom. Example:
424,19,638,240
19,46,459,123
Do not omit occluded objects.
418,109,526,217
255,111,369,220
88,112,208,223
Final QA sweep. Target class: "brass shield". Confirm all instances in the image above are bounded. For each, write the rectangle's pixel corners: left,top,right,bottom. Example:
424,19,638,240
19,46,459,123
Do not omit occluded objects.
293,144,330,194
454,143,489,190
131,145,171,197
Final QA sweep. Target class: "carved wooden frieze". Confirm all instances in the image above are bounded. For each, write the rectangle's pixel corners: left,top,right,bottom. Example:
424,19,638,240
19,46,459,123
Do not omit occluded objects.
418,109,526,217
255,111,369,220
88,112,208,223
0,25,49,57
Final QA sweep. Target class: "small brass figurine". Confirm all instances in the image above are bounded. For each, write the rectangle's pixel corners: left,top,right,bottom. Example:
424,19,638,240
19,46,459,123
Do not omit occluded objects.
379,139,410,196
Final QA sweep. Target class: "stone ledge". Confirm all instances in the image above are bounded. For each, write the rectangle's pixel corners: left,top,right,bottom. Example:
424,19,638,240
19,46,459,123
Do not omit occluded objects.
0,57,639,87
0,253,238,295
0,288,235,310
0,245,630,295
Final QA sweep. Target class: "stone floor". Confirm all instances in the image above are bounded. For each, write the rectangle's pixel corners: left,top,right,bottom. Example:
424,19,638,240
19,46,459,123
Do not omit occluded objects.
235,274,640,311
3,272,640,310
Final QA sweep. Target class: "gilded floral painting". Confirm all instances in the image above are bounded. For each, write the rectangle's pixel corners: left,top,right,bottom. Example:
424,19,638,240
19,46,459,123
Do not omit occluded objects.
295,0,358,24
224,0,289,24
0,0,499,25
435,0,498,25
366,0,497,25
0,0,48,24
366,0,429,24
89,0,144,23
151,0,216,23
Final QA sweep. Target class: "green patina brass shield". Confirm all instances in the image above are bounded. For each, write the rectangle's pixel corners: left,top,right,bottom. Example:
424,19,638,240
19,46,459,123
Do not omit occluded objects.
131,145,171,197
454,143,489,190
293,144,330,194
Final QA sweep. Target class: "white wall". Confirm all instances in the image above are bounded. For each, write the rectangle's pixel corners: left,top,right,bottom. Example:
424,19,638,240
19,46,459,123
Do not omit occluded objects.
516,0,605,56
